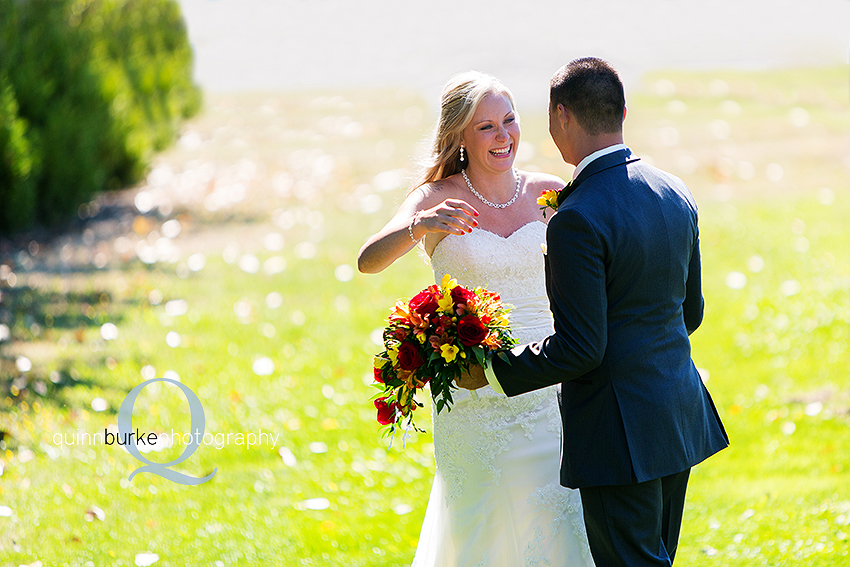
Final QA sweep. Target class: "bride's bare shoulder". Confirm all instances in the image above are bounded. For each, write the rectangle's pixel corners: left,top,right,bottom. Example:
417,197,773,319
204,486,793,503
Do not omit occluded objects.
521,170,568,192
416,174,466,205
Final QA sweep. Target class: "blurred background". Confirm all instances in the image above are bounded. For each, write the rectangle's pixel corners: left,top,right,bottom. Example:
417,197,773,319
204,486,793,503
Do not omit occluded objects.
0,1,848,565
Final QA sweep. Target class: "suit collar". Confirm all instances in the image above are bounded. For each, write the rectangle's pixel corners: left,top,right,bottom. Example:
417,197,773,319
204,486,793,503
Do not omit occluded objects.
557,148,640,206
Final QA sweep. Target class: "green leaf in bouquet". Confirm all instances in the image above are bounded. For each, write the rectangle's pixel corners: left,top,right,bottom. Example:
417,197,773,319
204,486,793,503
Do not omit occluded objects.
472,346,485,366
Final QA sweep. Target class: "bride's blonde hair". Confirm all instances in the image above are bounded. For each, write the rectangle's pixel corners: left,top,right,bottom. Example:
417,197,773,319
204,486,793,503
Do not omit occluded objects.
412,71,517,190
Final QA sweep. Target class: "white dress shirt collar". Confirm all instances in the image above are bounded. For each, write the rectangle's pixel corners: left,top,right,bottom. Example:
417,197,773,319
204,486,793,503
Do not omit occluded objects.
572,143,629,180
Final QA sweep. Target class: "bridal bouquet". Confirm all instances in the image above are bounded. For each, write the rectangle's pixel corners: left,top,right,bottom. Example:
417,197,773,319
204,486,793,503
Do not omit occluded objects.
371,274,516,435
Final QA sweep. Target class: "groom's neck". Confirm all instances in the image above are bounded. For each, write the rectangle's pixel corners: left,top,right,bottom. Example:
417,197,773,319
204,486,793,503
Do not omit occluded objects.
570,132,625,166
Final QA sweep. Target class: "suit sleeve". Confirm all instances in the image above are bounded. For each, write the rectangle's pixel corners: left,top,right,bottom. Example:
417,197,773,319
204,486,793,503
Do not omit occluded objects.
682,229,705,335
492,207,608,397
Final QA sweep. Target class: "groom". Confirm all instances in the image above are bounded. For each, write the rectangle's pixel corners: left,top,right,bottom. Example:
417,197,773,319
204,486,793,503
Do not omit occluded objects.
460,58,728,566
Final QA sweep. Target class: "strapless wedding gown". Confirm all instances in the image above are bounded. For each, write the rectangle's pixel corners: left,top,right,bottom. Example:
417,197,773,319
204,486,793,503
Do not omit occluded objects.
412,221,593,567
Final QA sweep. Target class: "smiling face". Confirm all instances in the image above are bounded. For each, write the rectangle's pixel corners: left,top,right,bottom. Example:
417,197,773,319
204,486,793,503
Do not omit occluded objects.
461,92,520,174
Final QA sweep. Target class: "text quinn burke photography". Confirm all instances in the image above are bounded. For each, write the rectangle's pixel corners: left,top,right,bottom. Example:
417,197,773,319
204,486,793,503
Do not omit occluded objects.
52,428,282,451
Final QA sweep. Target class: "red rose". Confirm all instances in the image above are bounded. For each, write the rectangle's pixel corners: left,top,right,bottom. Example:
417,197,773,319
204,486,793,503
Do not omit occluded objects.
409,290,439,318
397,341,425,370
375,398,397,425
450,286,475,308
373,366,385,384
457,315,488,346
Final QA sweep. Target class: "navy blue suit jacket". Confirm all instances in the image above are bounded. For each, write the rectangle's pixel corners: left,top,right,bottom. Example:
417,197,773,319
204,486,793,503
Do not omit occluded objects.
492,148,728,489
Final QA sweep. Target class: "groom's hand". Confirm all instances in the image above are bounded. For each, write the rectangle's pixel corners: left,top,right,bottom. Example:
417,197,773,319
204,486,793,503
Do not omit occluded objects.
456,363,488,390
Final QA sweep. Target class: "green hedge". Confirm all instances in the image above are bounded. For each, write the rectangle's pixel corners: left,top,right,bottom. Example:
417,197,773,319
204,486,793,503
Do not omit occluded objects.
0,0,201,234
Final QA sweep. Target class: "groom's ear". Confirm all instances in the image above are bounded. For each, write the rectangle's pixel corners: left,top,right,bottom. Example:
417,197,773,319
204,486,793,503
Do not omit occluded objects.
555,103,570,130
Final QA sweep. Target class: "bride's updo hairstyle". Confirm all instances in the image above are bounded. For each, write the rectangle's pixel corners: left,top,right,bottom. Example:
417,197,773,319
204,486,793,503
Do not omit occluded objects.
414,71,517,189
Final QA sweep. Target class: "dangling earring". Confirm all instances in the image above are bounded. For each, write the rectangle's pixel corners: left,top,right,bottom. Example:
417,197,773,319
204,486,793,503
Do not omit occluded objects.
459,145,465,163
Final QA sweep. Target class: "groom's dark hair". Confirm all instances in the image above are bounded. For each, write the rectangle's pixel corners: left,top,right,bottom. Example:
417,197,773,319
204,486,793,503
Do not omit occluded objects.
550,58,625,135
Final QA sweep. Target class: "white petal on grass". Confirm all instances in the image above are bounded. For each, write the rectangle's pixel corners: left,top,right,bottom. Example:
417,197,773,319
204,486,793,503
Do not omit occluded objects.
149,289,163,306
91,398,108,412
725,272,747,290
135,553,160,567
747,255,764,273
309,442,328,454
290,310,306,326
134,191,154,214
15,356,32,372
263,232,285,252
263,256,286,275
222,244,240,264
85,505,106,521
708,119,731,140
234,300,253,319
279,447,297,467
100,323,119,341
817,187,835,206
238,254,261,274
653,79,676,97
322,385,335,399
161,219,181,239
187,253,206,272
334,295,350,312
765,163,784,183
165,299,188,317
780,280,801,297
781,422,796,436
300,498,330,511
166,331,182,348
788,107,810,128
0,324,9,342
358,194,383,214
394,504,413,515
265,292,284,309
334,264,354,282
370,328,384,346
373,169,404,192
294,242,317,260
252,357,275,376
141,365,156,380
163,370,181,382
0,506,13,517
709,79,729,97
737,161,756,180
805,402,823,417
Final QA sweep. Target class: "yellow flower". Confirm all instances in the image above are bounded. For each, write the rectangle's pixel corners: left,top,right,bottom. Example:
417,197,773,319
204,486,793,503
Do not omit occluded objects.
536,189,557,207
440,343,460,363
438,292,454,313
388,347,399,366
373,355,388,369
441,273,458,291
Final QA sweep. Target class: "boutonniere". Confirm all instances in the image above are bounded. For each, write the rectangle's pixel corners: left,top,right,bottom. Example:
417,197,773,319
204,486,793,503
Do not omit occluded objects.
536,182,572,218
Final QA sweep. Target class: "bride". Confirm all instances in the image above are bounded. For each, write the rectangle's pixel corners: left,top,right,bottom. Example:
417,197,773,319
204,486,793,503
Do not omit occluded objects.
358,71,594,567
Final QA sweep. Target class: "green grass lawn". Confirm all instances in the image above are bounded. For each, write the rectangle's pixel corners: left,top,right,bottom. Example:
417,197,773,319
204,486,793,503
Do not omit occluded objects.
0,67,848,566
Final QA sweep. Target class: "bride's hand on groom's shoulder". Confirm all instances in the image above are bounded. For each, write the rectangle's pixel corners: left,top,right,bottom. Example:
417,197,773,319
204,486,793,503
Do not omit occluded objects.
456,364,488,390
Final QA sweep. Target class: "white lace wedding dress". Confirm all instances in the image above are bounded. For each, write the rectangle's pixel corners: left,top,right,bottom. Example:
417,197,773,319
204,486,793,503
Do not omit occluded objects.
412,221,593,567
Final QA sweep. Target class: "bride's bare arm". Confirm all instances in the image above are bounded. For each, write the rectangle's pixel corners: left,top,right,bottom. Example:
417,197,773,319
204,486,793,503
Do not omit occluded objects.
357,185,479,274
